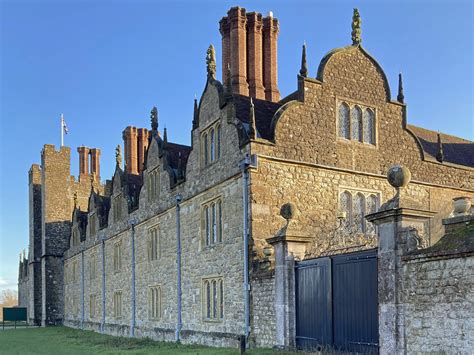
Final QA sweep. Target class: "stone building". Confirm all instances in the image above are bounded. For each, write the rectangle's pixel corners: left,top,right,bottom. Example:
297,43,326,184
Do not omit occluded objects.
18,6,473,352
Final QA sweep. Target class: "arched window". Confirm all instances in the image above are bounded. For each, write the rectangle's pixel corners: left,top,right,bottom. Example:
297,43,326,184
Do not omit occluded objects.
219,279,224,319
203,133,208,166
363,108,375,144
210,128,215,162
353,193,365,233
216,125,221,159
217,200,222,242
211,202,217,244
338,103,350,139
205,281,211,319
205,206,210,246
339,191,352,230
212,280,217,318
366,194,378,234
351,106,363,142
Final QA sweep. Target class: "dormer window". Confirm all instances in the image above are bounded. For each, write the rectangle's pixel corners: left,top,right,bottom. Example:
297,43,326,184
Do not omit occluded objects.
338,101,376,145
201,121,221,167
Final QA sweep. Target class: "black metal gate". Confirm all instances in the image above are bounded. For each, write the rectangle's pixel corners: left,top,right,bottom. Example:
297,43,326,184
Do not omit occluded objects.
295,249,378,353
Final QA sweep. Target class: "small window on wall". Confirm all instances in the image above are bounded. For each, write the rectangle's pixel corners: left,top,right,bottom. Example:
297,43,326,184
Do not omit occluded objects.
113,195,122,222
148,285,161,320
201,121,221,167
201,198,223,247
113,241,122,272
147,168,159,202
89,253,97,280
90,294,97,318
202,277,224,321
113,291,122,318
147,226,160,261
338,189,379,235
89,213,97,237
337,101,376,145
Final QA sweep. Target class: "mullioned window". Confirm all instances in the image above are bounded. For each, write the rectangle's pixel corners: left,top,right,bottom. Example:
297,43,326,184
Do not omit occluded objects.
201,197,223,247
338,101,375,145
201,121,221,167
202,277,224,321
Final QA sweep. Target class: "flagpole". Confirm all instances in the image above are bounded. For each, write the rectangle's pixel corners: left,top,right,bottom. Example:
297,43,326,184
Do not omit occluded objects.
60,114,64,147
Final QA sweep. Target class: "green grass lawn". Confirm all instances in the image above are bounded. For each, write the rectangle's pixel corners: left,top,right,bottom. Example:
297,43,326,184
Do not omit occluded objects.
0,326,292,355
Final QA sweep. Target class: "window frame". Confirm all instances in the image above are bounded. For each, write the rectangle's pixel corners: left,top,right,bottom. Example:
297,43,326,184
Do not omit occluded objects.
113,241,122,273
336,99,377,147
200,119,222,168
202,276,224,322
201,196,224,249
113,291,122,319
148,284,162,320
147,225,160,262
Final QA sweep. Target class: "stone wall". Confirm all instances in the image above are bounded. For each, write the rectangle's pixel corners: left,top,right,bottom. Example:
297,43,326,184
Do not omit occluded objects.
402,255,473,353
251,274,276,347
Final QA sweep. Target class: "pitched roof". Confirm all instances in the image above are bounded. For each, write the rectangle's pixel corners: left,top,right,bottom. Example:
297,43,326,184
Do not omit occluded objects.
232,94,282,140
165,142,192,169
408,125,474,167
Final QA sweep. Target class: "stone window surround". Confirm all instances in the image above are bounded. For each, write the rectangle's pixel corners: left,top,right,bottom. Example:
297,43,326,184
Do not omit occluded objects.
200,195,224,249
146,167,160,203
112,193,123,223
71,226,80,247
200,118,222,169
201,276,224,323
148,284,162,320
89,252,97,281
89,212,97,237
336,98,378,147
89,293,97,318
338,186,381,234
113,240,122,273
147,224,160,262
113,290,123,319
72,259,78,283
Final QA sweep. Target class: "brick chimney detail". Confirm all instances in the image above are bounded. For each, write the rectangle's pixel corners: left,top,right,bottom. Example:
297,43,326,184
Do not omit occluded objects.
77,146,90,177
228,7,249,96
137,128,149,174
123,127,138,175
263,14,280,102
89,148,101,179
246,12,265,99
219,17,231,85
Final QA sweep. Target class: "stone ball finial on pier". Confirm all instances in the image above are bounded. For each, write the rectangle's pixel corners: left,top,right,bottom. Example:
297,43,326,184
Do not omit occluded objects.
387,165,411,189
280,202,297,222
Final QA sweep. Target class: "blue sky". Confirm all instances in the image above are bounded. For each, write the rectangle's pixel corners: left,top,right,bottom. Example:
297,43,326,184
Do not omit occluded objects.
0,0,472,292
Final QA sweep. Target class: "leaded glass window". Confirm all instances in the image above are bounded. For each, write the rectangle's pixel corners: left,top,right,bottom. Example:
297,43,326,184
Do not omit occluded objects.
338,103,350,139
216,125,221,159
353,193,365,233
366,194,378,234
210,128,215,162
351,106,363,142
363,108,375,144
339,191,352,230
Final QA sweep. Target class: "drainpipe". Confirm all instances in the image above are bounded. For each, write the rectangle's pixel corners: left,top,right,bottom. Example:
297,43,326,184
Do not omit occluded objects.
239,154,251,346
101,234,106,333
129,218,137,337
175,194,183,342
81,247,85,330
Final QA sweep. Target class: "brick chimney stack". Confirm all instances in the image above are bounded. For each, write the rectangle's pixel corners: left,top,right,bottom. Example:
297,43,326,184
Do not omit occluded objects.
263,12,280,102
123,126,138,175
137,128,149,174
89,148,101,180
246,12,265,99
228,7,249,96
77,146,90,178
220,7,280,102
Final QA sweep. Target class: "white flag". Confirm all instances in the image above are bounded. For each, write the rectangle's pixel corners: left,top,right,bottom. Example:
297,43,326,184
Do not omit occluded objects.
61,114,69,134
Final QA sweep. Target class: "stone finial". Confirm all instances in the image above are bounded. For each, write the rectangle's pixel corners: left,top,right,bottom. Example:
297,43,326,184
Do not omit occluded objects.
280,202,297,222
299,42,308,77
397,72,405,103
177,152,184,180
192,96,199,130
150,107,158,133
115,144,122,167
388,165,411,189
249,98,257,140
351,8,362,45
452,196,471,216
436,132,444,163
206,44,217,79
73,192,78,207
163,126,168,144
